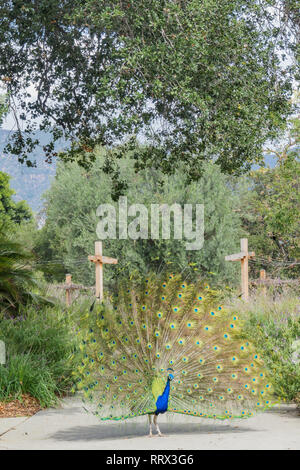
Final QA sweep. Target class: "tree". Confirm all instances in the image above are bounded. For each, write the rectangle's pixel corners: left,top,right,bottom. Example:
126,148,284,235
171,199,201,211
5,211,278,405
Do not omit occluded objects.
240,119,300,278
0,95,7,127
0,94,32,229
0,171,32,230
35,148,243,287
0,1,297,190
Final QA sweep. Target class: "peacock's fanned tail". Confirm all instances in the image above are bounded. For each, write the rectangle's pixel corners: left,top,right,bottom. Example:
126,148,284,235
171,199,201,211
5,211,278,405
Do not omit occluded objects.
74,274,275,421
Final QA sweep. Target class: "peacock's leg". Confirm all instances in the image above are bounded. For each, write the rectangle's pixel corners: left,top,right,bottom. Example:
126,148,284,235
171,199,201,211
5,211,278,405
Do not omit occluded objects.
148,414,153,437
153,414,164,437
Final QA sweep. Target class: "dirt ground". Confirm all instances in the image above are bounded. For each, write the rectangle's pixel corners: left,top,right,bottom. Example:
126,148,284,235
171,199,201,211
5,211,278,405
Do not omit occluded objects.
0,395,41,418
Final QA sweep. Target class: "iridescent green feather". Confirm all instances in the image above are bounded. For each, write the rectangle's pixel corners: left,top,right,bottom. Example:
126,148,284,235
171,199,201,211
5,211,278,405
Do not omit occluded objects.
74,274,275,421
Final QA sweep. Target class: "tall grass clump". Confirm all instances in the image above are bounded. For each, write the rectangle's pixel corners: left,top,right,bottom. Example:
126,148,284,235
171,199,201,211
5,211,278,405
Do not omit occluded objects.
0,306,80,407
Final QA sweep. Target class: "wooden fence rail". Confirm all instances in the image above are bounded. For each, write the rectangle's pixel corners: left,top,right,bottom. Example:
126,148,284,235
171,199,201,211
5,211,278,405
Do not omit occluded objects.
50,240,297,306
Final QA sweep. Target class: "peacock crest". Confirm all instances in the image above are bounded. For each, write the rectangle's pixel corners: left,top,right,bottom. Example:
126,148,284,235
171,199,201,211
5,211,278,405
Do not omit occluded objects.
74,274,275,424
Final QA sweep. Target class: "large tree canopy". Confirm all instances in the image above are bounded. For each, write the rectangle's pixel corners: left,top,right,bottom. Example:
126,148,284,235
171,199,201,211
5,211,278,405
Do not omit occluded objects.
240,115,300,279
0,0,298,185
35,149,242,286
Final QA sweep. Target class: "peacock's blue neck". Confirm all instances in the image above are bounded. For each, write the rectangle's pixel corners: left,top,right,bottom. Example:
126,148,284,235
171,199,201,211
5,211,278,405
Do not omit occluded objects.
155,378,171,415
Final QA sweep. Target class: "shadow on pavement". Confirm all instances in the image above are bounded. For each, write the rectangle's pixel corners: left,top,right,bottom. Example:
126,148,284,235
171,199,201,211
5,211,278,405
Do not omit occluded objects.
265,406,299,418
50,421,256,442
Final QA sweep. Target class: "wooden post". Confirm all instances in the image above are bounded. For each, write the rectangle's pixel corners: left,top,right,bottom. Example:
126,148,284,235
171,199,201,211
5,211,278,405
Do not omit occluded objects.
95,241,103,302
260,269,267,295
88,241,118,302
240,238,249,301
66,273,72,307
52,278,94,302
225,238,255,301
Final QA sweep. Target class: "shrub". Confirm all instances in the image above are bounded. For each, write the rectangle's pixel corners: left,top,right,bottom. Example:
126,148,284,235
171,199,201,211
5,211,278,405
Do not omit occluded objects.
0,354,57,406
228,291,300,403
0,306,80,406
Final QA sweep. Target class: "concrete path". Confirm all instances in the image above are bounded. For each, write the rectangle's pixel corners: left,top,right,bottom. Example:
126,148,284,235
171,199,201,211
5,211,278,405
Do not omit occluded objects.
0,398,299,450
0,417,28,439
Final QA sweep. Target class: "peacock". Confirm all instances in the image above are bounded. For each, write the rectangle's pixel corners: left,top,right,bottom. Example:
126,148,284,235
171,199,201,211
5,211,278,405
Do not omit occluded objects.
74,274,275,436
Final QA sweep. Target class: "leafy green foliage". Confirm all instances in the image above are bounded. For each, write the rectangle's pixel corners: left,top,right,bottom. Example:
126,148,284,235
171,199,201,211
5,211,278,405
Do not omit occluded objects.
0,307,80,406
0,233,38,314
35,149,242,287
240,152,300,279
0,95,8,127
0,1,297,187
250,319,300,402
233,293,300,403
0,171,32,230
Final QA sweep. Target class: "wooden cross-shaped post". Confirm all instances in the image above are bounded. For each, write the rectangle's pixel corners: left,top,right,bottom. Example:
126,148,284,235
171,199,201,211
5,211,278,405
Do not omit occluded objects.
88,241,118,302
225,238,255,301
53,274,95,307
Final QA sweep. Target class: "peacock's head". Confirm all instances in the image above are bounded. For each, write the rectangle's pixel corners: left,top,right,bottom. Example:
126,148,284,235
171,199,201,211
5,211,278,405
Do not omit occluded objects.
167,368,174,381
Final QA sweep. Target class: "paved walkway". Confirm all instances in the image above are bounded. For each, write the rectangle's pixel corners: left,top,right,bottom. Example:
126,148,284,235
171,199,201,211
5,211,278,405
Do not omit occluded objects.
0,398,299,450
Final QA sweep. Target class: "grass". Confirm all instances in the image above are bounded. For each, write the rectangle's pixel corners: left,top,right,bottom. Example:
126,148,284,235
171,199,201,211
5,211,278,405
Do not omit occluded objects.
226,287,300,322
226,288,300,404
0,306,80,407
